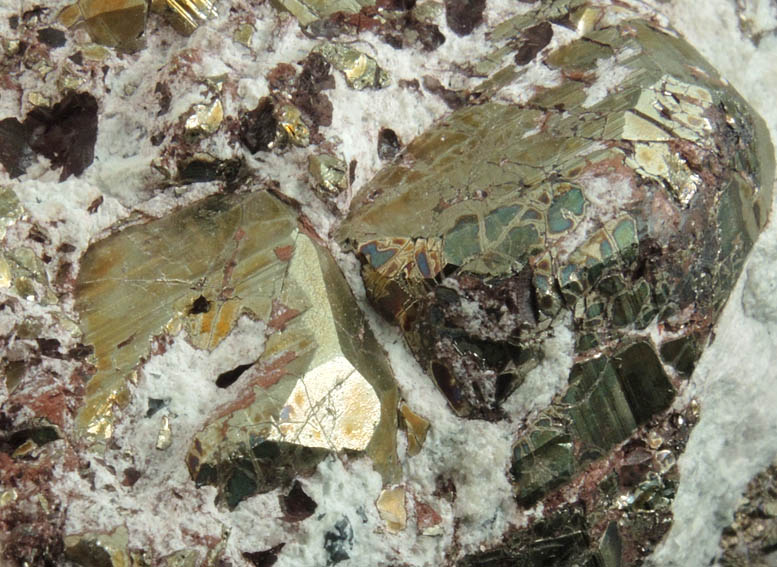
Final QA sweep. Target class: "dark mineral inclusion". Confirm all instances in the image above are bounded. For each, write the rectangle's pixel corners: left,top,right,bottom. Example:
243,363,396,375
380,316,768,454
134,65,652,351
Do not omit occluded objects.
338,2,774,505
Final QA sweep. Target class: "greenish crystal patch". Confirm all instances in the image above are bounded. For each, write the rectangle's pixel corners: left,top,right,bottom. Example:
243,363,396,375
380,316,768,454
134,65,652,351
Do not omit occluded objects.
336,0,772,500
513,341,674,504
443,215,481,266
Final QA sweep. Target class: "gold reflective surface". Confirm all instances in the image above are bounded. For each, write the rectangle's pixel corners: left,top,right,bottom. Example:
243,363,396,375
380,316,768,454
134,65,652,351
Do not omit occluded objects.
313,44,390,90
76,0,147,50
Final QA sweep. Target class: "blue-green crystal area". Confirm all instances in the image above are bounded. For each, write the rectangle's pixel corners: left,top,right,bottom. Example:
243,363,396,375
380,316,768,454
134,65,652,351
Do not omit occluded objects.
339,10,774,507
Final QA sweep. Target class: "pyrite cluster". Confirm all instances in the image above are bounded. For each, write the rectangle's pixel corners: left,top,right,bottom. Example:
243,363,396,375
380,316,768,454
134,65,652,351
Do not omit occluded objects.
0,0,773,566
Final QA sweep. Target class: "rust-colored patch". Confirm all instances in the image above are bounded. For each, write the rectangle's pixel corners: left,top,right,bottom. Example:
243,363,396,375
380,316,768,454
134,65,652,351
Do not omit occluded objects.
221,259,237,291
17,369,83,429
267,62,297,91
274,245,294,262
414,497,443,533
250,350,297,390
209,386,259,422
297,215,325,245
150,334,171,356
269,299,301,331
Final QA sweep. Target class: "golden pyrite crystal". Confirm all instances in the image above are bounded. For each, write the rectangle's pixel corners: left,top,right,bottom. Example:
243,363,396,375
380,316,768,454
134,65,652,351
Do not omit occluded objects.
74,190,399,508
62,0,217,49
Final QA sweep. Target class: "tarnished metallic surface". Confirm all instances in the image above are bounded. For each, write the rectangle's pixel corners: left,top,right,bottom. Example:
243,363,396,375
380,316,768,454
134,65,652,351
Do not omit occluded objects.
4,0,776,564
65,0,216,47
64,527,130,567
74,0,147,50
186,195,399,507
461,402,697,566
338,15,774,425
270,0,374,27
74,190,398,507
337,4,774,519
313,44,390,90
276,104,310,147
155,415,173,450
511,341,675,504
75,192,303,440
1,247,58,305
233,22,254,47
399,402,430,457
309,154,348,198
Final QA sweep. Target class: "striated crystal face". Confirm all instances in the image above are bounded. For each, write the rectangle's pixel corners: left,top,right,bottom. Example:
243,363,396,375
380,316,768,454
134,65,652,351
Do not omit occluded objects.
338,16,774,425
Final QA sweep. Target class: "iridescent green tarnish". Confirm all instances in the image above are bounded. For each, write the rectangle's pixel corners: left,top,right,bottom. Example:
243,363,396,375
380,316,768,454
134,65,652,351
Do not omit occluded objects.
512,341,674,503
74,191,398,507
338,6,774,499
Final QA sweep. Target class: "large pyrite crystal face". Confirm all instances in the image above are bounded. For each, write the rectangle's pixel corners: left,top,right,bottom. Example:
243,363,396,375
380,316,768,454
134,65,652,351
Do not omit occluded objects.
74,190,398,507
338,12,774,427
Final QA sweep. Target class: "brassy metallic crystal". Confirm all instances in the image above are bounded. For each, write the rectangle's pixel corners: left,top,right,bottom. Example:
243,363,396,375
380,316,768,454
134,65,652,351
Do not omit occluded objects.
337,2,774,510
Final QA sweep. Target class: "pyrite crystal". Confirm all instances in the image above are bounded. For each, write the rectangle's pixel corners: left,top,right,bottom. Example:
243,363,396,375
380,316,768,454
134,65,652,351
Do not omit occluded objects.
336,2,774,534
338,13,773,424
74,0,147,50
3,0,776,564
62,0,217,48
74,190,398,507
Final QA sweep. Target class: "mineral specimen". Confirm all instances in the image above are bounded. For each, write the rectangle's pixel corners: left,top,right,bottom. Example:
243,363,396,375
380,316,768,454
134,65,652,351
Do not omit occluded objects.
73,0,147,50
461,399,697,565
280,480,318,521
2,0,776,565
377,128,402,161
74,190,399,507
444,0,485,36
63,527,130,567
63,0,217,48
0,92,99,182
313,43,390,90
243,544,285,567
270,0,374,27
0,187,23,241
376,485,406,532
511,341,675,503
163,0,218,35
456,506,603,567
309,153,348,201
324,517,354,565
184,99,224,137
240,98,311,153
338,10,774,428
